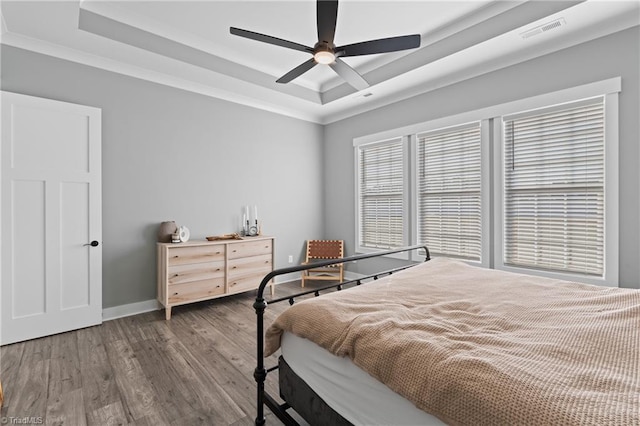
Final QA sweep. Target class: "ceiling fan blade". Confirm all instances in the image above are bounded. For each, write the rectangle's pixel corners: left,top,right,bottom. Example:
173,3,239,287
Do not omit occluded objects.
230,27,313,53
329,58,369,91
317,0,338,45
337,34,421,57
276,58,317,84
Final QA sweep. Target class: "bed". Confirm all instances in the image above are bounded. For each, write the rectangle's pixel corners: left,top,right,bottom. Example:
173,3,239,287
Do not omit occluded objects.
253,245,640,425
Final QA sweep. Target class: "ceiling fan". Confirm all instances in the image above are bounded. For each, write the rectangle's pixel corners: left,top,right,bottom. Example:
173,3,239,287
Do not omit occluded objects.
230,0,421,91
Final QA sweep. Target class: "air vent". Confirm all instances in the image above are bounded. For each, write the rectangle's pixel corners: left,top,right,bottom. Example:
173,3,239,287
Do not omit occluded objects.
520,18,566,40
362,92,373,98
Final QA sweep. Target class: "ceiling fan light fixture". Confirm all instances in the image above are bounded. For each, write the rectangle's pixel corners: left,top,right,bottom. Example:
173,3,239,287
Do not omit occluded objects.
314,50,335,64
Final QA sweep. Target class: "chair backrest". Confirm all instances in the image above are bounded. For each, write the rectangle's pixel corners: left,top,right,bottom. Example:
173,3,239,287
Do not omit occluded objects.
305,240,344,262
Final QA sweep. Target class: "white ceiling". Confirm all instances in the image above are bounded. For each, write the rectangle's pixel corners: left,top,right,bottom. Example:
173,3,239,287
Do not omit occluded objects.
1,1,638,123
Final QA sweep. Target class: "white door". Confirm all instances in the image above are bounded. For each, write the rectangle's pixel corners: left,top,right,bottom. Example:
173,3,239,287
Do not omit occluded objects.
1,91,102,345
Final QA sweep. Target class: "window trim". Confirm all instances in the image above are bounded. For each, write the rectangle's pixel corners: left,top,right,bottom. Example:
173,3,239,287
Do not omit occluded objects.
410,120,490,267
352,77,620,286
354,136,410,258
493,88,619,287
355,110,493,264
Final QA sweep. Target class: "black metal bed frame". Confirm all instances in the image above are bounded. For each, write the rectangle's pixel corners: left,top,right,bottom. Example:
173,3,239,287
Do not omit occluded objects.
253,244,430,426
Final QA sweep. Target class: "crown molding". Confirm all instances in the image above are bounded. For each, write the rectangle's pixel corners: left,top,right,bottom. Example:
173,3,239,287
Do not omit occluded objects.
1,31,325,123
2,1,638,126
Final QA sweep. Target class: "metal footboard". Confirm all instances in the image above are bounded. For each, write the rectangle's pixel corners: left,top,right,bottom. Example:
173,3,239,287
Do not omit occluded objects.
253,244,430,425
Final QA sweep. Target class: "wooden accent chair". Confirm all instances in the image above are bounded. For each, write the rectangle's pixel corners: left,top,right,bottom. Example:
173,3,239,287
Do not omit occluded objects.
301,240,345,287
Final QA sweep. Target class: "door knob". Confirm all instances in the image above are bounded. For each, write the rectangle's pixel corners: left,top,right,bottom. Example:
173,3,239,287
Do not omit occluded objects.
84,240,99,247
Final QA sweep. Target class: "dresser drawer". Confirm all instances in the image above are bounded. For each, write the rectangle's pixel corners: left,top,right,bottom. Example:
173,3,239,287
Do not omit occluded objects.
228,254,272,280
168,261,225,285
228,239,273,259
227,272,266,294
168,278,225,304
168,245,225,266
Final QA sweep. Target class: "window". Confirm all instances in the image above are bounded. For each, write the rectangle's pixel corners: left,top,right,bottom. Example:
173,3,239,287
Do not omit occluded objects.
356,138,406,250
353,78,619,285
502,98,605,276
417,123,482,261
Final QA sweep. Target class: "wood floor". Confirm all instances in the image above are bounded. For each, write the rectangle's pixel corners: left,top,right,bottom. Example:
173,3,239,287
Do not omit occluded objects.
0,281,318,426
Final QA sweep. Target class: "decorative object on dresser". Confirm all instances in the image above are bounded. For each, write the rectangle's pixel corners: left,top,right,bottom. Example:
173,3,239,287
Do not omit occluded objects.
157,236,274,319
242,205,261,237
207,233,243,241
178,225,190,242
157,220,177,243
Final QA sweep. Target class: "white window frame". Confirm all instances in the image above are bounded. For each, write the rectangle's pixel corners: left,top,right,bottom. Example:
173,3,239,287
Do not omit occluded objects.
352,77,619,287
354,111,490,264
411,119,490,266
493,79,620,287
353,136,410,258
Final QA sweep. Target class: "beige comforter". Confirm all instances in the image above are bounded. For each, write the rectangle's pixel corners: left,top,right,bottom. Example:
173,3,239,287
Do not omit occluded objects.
265,258,640,425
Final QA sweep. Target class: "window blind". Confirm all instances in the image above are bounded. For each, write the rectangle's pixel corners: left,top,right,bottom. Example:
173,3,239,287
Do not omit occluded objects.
417,123,481,260
503,98,604,276
358,139,404,249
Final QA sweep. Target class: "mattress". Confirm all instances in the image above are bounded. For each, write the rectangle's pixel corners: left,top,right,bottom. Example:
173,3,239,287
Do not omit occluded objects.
281,331,444,426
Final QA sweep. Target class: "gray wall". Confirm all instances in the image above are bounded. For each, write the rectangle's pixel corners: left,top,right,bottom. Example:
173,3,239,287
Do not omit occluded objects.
2,25,638,311
323,26,640,289
1,46,325,308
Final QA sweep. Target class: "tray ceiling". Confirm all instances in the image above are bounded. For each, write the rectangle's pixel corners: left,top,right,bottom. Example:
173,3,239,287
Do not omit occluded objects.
1,1,638,123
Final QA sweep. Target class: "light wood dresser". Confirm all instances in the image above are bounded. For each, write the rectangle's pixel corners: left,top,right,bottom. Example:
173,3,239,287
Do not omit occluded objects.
157,236,274,319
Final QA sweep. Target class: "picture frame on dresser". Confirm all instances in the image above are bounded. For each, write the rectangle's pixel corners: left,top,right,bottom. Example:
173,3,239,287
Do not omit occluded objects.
157,236,274,319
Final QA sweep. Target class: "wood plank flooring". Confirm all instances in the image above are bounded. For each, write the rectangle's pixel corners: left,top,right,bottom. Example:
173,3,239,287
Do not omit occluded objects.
0,280,321,426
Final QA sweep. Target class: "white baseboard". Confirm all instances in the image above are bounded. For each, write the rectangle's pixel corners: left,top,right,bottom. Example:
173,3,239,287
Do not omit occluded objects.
101,272,365,322
102,299,160,321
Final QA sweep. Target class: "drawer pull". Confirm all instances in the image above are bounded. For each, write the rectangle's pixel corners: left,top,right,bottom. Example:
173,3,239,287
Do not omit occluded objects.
173,255,179,258
173,273,179,277
173,292,179,295
265,261,269,263
232,266,237,269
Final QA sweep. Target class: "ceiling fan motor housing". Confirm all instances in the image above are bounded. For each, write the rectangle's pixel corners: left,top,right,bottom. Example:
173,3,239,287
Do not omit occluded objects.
314,41,334,54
